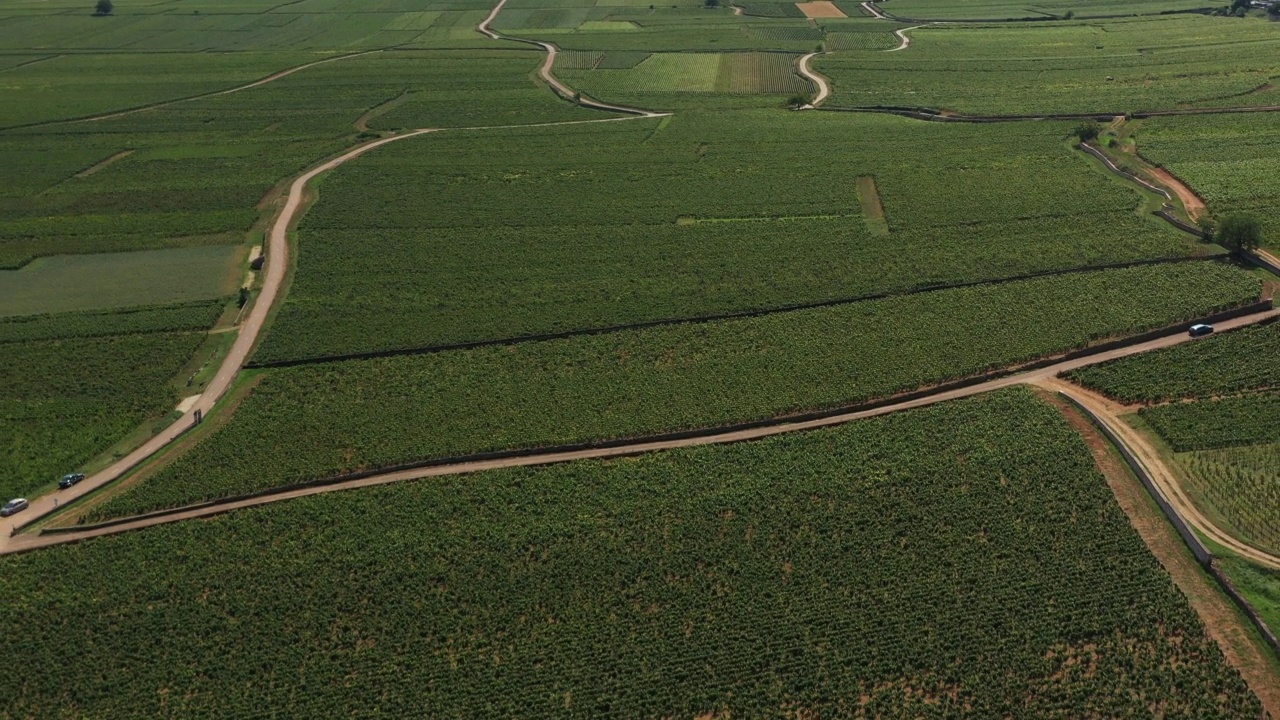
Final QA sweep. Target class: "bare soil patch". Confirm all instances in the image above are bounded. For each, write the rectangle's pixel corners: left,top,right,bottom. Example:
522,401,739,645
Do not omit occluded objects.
796,1,847,17
1149,167,1207,221
1039,389,1280,715
856,176,889,235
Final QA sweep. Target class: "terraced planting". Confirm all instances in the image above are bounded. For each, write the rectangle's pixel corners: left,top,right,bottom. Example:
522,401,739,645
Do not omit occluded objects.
1067,320,1280,403
92,262,1260,520
3,391,1265,717
255,111,1206,363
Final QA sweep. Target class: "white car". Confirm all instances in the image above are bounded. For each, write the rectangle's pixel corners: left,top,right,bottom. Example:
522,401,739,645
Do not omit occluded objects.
1,498,29,517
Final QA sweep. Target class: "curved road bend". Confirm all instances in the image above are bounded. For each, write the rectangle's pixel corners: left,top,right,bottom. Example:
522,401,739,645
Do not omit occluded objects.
796,53,831,108
0,129,437,544
6,305,1276,554
887,25,927,51
477,0,665,117
1047,378,1280,571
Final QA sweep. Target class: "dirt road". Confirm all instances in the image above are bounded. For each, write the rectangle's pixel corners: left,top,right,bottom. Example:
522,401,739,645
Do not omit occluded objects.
478,0,663,117
6,305,1275,554
860,0,892,18
1149,167,1207,221
887,24,926,51
0,129,436,545
1046,378,1280,571
796,53,830,107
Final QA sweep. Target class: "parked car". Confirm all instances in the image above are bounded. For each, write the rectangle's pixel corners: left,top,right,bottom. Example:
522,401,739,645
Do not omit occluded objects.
59,472,86,489
1189,323,1214,337
1,498,29,517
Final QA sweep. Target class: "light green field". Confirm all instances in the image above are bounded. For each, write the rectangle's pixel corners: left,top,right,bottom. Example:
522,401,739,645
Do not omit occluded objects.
1178,443,1280,556
0,245,244,317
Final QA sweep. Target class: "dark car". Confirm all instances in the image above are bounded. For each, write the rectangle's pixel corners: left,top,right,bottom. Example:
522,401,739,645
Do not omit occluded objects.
1,498,29,517
58,472,86,489
1189,323,1214,338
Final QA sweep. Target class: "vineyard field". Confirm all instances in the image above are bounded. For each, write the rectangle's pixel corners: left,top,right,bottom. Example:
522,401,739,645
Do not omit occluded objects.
1142,393,1280,452
2,390,1263,717
0,299,226,344
257,110,1206,362
1177,443,1280,555
0,245,243,317
2,331,206,501
558,51,809,96
95,262,1260,519
1138,112,1280,248
1065,320,1280,403
817,16,1280,115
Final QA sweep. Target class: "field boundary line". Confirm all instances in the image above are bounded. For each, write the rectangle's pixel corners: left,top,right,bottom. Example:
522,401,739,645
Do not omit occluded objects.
818,103,1280,123
248,255,1230,369
1055,385,1280,662
9,303,1275,554
859,0,1215,23
3,49,386,131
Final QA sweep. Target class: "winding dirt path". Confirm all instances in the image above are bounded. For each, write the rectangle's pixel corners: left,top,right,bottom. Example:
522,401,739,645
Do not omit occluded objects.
796,52,830,108
477,0,664,117
887,24,927,51
1149,166,1207,221
1045,378,1280,571
10,50,384,130
6,305,1276,554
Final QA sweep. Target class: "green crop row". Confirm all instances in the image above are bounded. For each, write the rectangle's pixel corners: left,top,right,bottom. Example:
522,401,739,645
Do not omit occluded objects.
1,390,1261,716
93,261,1260,520
1178,442,1280,555
258,110,1205,362
1142,393,1280,452
0,299,226,344
2,330,207,500
1066,320,1280,403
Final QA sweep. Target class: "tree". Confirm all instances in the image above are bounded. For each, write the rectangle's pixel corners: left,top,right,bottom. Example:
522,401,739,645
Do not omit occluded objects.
1217,213,1262,252
1197,215,1217,242
1073,120,1101,143
94,0,113,15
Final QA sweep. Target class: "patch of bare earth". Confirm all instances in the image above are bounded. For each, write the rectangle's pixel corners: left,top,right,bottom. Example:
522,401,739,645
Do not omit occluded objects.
796,1,846,17
1038,389,1280,716
856,175,888,235
1149,166,1207,221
